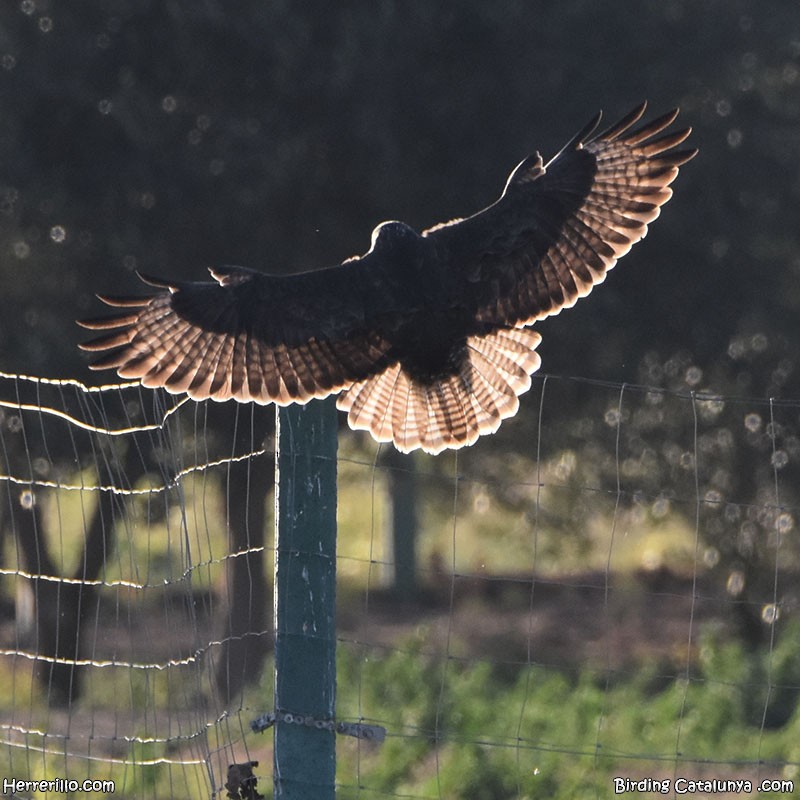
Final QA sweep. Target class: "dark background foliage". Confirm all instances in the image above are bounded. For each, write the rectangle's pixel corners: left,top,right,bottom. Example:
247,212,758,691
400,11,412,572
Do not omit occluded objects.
2,3,800,575
3,0,798,387
2,0,800,762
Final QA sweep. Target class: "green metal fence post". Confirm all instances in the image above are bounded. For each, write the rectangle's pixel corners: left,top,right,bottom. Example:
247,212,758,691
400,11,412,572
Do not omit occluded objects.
274,399,338,798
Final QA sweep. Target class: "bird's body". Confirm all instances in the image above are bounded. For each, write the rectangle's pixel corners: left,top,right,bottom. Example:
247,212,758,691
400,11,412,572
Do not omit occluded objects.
80,103,696,453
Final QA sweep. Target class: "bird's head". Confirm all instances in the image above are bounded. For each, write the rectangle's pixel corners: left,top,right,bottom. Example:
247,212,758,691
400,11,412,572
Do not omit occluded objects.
369,220,421,253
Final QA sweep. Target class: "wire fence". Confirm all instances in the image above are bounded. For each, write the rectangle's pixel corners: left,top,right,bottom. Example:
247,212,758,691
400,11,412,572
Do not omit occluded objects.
0,369,798,798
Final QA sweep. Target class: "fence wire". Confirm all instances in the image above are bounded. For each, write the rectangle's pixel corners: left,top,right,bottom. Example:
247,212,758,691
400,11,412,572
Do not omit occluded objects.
0,370,797,798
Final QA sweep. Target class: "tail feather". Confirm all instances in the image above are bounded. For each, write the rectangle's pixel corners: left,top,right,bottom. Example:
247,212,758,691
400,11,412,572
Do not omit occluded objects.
345,362,397,442
439,378,469,444
391,368,413,447
337,326,542,454
400,377,427,452
470,328,539,384
469,367,511,427
455,368,480,440
370,367,402,443
424,381,461,453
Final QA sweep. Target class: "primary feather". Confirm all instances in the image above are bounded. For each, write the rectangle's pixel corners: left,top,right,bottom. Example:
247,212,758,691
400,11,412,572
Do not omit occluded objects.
79,102,696,453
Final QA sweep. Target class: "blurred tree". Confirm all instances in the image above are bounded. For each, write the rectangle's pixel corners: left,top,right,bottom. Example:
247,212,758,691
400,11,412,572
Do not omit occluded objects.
1,0,799,682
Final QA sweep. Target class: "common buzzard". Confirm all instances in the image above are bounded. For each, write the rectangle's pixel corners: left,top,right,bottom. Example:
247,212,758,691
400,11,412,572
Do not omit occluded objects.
80,103,696,454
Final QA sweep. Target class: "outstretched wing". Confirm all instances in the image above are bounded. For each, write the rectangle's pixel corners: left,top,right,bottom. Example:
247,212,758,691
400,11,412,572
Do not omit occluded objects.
423,102,697,327
79,102,696,454
79,258,399,404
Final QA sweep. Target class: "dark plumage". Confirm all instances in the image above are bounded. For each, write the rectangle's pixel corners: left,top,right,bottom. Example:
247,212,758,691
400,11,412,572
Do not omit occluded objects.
79,102,696,454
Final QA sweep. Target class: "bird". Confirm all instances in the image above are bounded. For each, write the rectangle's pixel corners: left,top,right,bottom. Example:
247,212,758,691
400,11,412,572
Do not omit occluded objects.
79,102,696,455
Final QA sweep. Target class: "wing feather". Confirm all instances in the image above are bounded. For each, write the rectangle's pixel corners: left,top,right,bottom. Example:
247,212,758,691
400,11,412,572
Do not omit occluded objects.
79,260,399,404
79,102,695,455
423,102,697,327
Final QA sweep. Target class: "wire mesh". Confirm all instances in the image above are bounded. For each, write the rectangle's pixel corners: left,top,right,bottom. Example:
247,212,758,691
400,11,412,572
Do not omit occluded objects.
0,370,797,798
